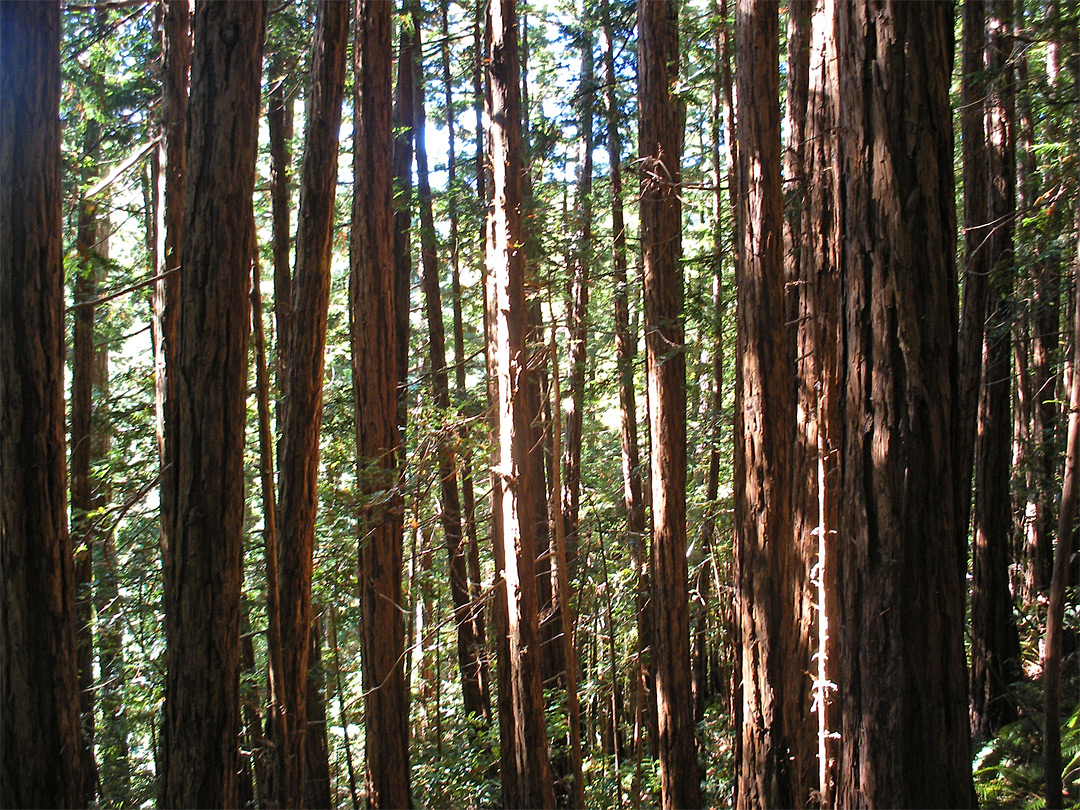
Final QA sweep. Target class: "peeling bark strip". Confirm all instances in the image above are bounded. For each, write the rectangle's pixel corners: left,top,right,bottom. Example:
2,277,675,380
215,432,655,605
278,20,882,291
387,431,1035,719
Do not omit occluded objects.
1,2,90,806
487,0,556,805
160,3,266,807
637,1,699,807
806,1,977,805
733,0,812,807
350,0,412,806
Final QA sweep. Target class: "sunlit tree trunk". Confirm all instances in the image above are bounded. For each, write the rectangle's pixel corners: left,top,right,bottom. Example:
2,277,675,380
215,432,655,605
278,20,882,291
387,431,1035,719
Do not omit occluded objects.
487,0,556,804
638,1,699,806
413,7,487,723
1,4,89,804
160,3,266,806
350,1,411,805
808,2,976,805
275,3,349,805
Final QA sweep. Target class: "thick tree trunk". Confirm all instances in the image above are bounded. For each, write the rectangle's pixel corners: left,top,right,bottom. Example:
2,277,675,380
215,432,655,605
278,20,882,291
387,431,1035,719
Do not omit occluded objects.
733,2,811,807
810,3,976,805
637,2,699,807
0,4,89,804
487,0,556,804
351,1,412,806
160,4,266,806
274,3,349,806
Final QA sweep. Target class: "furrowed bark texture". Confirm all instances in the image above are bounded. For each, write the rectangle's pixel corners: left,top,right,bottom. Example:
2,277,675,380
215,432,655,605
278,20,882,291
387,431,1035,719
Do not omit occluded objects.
275,2,349,806
638,1,699,807
160,3,266,807
733,1,812,807
813,2,976,805
351,1,412,806
487,0,556,804
0,3,89,805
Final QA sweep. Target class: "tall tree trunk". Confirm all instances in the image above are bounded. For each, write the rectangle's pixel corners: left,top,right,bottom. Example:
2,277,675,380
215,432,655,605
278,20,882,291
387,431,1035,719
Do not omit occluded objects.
153,0,189,571
275,3,349,806
351,1,412,806
562,23,594,592
269,62,294,388
441,0,490,718
1,4,89,804
160,4,266,806
970,0,1021,742
392,7,416,422
71,106,104,806
733,1,811,807
638,1,699,807
413,10,487,724
487,0,556,804
1043,204,1080,810
807,3,976,805
304,614,333,810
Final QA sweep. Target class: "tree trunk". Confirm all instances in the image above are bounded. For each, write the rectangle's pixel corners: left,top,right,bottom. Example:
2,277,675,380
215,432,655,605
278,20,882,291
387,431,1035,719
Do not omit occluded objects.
274,3,349,805
160,4,266,806
392,7,416,422
1043,205,1080,810
304,614,333,810
350,1,412,806
412,10,487,724
808,3,976,805
638,1,699,807
0,4,89,804
487,0,556,804
268,62,294,387
71,103,104,804
733,1,812,807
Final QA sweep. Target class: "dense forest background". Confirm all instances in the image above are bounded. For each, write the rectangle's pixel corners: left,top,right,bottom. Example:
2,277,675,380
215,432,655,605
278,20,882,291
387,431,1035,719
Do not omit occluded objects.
1,0,1079,808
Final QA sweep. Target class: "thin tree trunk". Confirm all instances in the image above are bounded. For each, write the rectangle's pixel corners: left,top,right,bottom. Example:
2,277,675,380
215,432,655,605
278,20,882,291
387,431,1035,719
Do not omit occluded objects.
275,3,349,805
331,607,361,810
1043,203,1080,810
304,613,333,810
252,214,287,810
487,0,556,804
601,0,651,774
548,335,586,808
413,10,487,723
160,4,266,806
351,1,411,805
1,6,90,803
268,64,294,388
638,1,699,806
392,7,416,422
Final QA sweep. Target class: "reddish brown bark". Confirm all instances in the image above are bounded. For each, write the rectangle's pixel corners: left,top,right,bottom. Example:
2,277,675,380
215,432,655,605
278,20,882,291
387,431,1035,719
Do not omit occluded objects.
813,3,976,805
733,2,811,807
487,0,556,804
351,1,412,806
638,1,699,807
274,3,349,806
1,3,89,805
160,3,266,806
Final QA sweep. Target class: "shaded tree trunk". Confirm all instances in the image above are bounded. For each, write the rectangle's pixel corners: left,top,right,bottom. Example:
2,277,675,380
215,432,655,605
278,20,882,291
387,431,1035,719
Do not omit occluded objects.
350,1,412,805
160,4,266,806
807,3,976,805
392,7,416,420
487,0,556,804
637,1,699,806
0,3,89,804
268,60,294,387
304,614,333,810
733,2,812,807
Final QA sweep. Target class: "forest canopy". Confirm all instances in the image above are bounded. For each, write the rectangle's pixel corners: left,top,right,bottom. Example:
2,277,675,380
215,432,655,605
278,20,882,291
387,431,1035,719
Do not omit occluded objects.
0,0,1078,808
